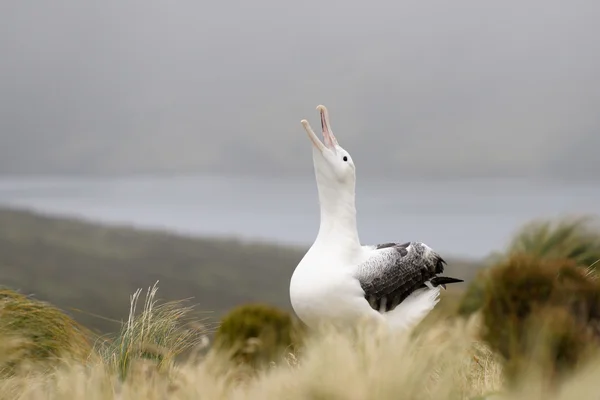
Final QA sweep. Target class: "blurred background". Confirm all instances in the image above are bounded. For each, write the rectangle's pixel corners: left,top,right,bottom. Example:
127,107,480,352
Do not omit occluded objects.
0,0,599,334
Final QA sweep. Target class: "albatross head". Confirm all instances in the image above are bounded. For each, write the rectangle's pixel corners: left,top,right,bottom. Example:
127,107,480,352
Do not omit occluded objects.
301,105,360,246
301,105,356,187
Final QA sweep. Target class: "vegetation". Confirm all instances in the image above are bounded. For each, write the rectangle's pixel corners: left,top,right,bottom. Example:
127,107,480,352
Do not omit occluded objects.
212,303,304,368
0,288,94,375
1,288,505,400
2,282,600,400
503,217,600,266
458,216,600,316
476,254,600,385
2,207,600,398
0,207,306,334
96,281,209,379
0,207,477,334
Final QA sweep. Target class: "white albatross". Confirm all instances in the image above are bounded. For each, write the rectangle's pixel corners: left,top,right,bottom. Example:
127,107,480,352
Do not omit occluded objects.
289,105,463,332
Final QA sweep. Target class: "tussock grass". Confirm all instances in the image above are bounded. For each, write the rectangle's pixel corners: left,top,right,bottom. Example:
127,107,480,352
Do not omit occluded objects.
504,216,600,267
7,284,600,398
476,255,600,386
236,318,502,400
96,281,210,379
459,215,600,317
0,288,94,375
0,315,503,400
4,213,600,398
212,303,304,369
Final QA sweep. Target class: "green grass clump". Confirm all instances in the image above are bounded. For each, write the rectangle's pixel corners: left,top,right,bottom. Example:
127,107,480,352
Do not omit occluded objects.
457,269,492,317
97,281,209,379
505,217,600,267
458,216,600,317
0,288,94,374
477,254,600,385
213,303,304,368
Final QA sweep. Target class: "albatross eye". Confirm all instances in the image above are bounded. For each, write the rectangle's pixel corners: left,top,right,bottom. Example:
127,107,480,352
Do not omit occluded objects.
343,156,348,162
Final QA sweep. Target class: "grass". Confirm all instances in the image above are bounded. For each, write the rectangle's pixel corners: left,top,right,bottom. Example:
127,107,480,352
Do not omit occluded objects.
475,254,600,386
458,215,600,317
212,303,304,368
1,281,600,399
96,281,210,379
500,216,600,267
2,209,600,398
2,293,600,400
0,288,95,376
0,291,505,400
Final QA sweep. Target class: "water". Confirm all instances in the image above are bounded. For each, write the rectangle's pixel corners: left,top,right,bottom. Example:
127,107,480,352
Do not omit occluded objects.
0,175,598,259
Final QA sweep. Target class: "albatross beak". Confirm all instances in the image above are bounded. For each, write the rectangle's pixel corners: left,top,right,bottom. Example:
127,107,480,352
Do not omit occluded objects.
317,105,339,150
301,105,338,154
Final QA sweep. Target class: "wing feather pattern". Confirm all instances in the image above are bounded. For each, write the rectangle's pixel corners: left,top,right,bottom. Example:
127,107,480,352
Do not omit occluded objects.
355,242,462,313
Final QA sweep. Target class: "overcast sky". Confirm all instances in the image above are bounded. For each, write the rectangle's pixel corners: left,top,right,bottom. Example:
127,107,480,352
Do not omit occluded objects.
1,0,599,180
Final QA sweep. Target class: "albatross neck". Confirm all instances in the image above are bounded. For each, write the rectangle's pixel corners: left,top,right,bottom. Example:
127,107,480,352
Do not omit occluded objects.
314,178,361,250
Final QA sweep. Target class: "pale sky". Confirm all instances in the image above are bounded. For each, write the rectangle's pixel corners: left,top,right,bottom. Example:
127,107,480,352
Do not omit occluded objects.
1,0,599,180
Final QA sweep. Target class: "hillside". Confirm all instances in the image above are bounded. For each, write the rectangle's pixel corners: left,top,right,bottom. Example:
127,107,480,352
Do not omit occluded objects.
0,207,480,334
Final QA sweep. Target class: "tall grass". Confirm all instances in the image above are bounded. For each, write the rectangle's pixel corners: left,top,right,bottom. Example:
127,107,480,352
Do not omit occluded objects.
0,313,503,399
4,282,600,398
96,281,210,379
503,216,600,267
458,216,600,316
2,215,600,398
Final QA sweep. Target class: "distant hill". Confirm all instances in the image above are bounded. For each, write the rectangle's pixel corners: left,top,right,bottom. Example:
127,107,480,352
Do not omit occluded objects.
0,208,481,334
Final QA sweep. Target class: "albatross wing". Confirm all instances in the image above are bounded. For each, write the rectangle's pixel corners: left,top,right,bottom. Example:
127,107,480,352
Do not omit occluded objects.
354,241,463,329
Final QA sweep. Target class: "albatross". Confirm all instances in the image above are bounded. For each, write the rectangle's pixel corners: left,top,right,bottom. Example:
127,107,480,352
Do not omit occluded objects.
289,105,463,331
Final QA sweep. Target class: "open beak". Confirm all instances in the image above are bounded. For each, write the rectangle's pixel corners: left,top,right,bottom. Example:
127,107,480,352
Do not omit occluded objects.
301,105,339,154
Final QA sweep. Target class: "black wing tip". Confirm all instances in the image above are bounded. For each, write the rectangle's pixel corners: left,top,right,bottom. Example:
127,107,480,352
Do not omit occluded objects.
430,276,464,287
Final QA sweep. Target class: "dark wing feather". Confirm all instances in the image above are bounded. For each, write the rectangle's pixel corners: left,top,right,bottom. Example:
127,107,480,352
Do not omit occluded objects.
355,242,459,312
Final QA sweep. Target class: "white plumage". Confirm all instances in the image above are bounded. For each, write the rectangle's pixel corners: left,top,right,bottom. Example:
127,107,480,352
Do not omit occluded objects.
289,105,462,332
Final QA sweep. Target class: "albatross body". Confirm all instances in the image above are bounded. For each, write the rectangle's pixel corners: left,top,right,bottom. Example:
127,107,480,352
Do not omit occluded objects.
289,105,463,331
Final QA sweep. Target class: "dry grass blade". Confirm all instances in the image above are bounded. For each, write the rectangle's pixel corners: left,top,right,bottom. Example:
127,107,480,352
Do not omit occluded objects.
96,281,210,379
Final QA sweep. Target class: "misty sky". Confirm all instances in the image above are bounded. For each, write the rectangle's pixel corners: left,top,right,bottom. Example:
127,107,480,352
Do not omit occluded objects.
1,0,599,180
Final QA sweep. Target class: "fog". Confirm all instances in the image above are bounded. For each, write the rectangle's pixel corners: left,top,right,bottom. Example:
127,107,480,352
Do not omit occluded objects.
1,0,599,180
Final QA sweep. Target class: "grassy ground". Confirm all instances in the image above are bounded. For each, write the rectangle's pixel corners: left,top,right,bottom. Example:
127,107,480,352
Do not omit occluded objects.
0,316,503,399
1,285,600,400
2,208,600,398
0,281,501,400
